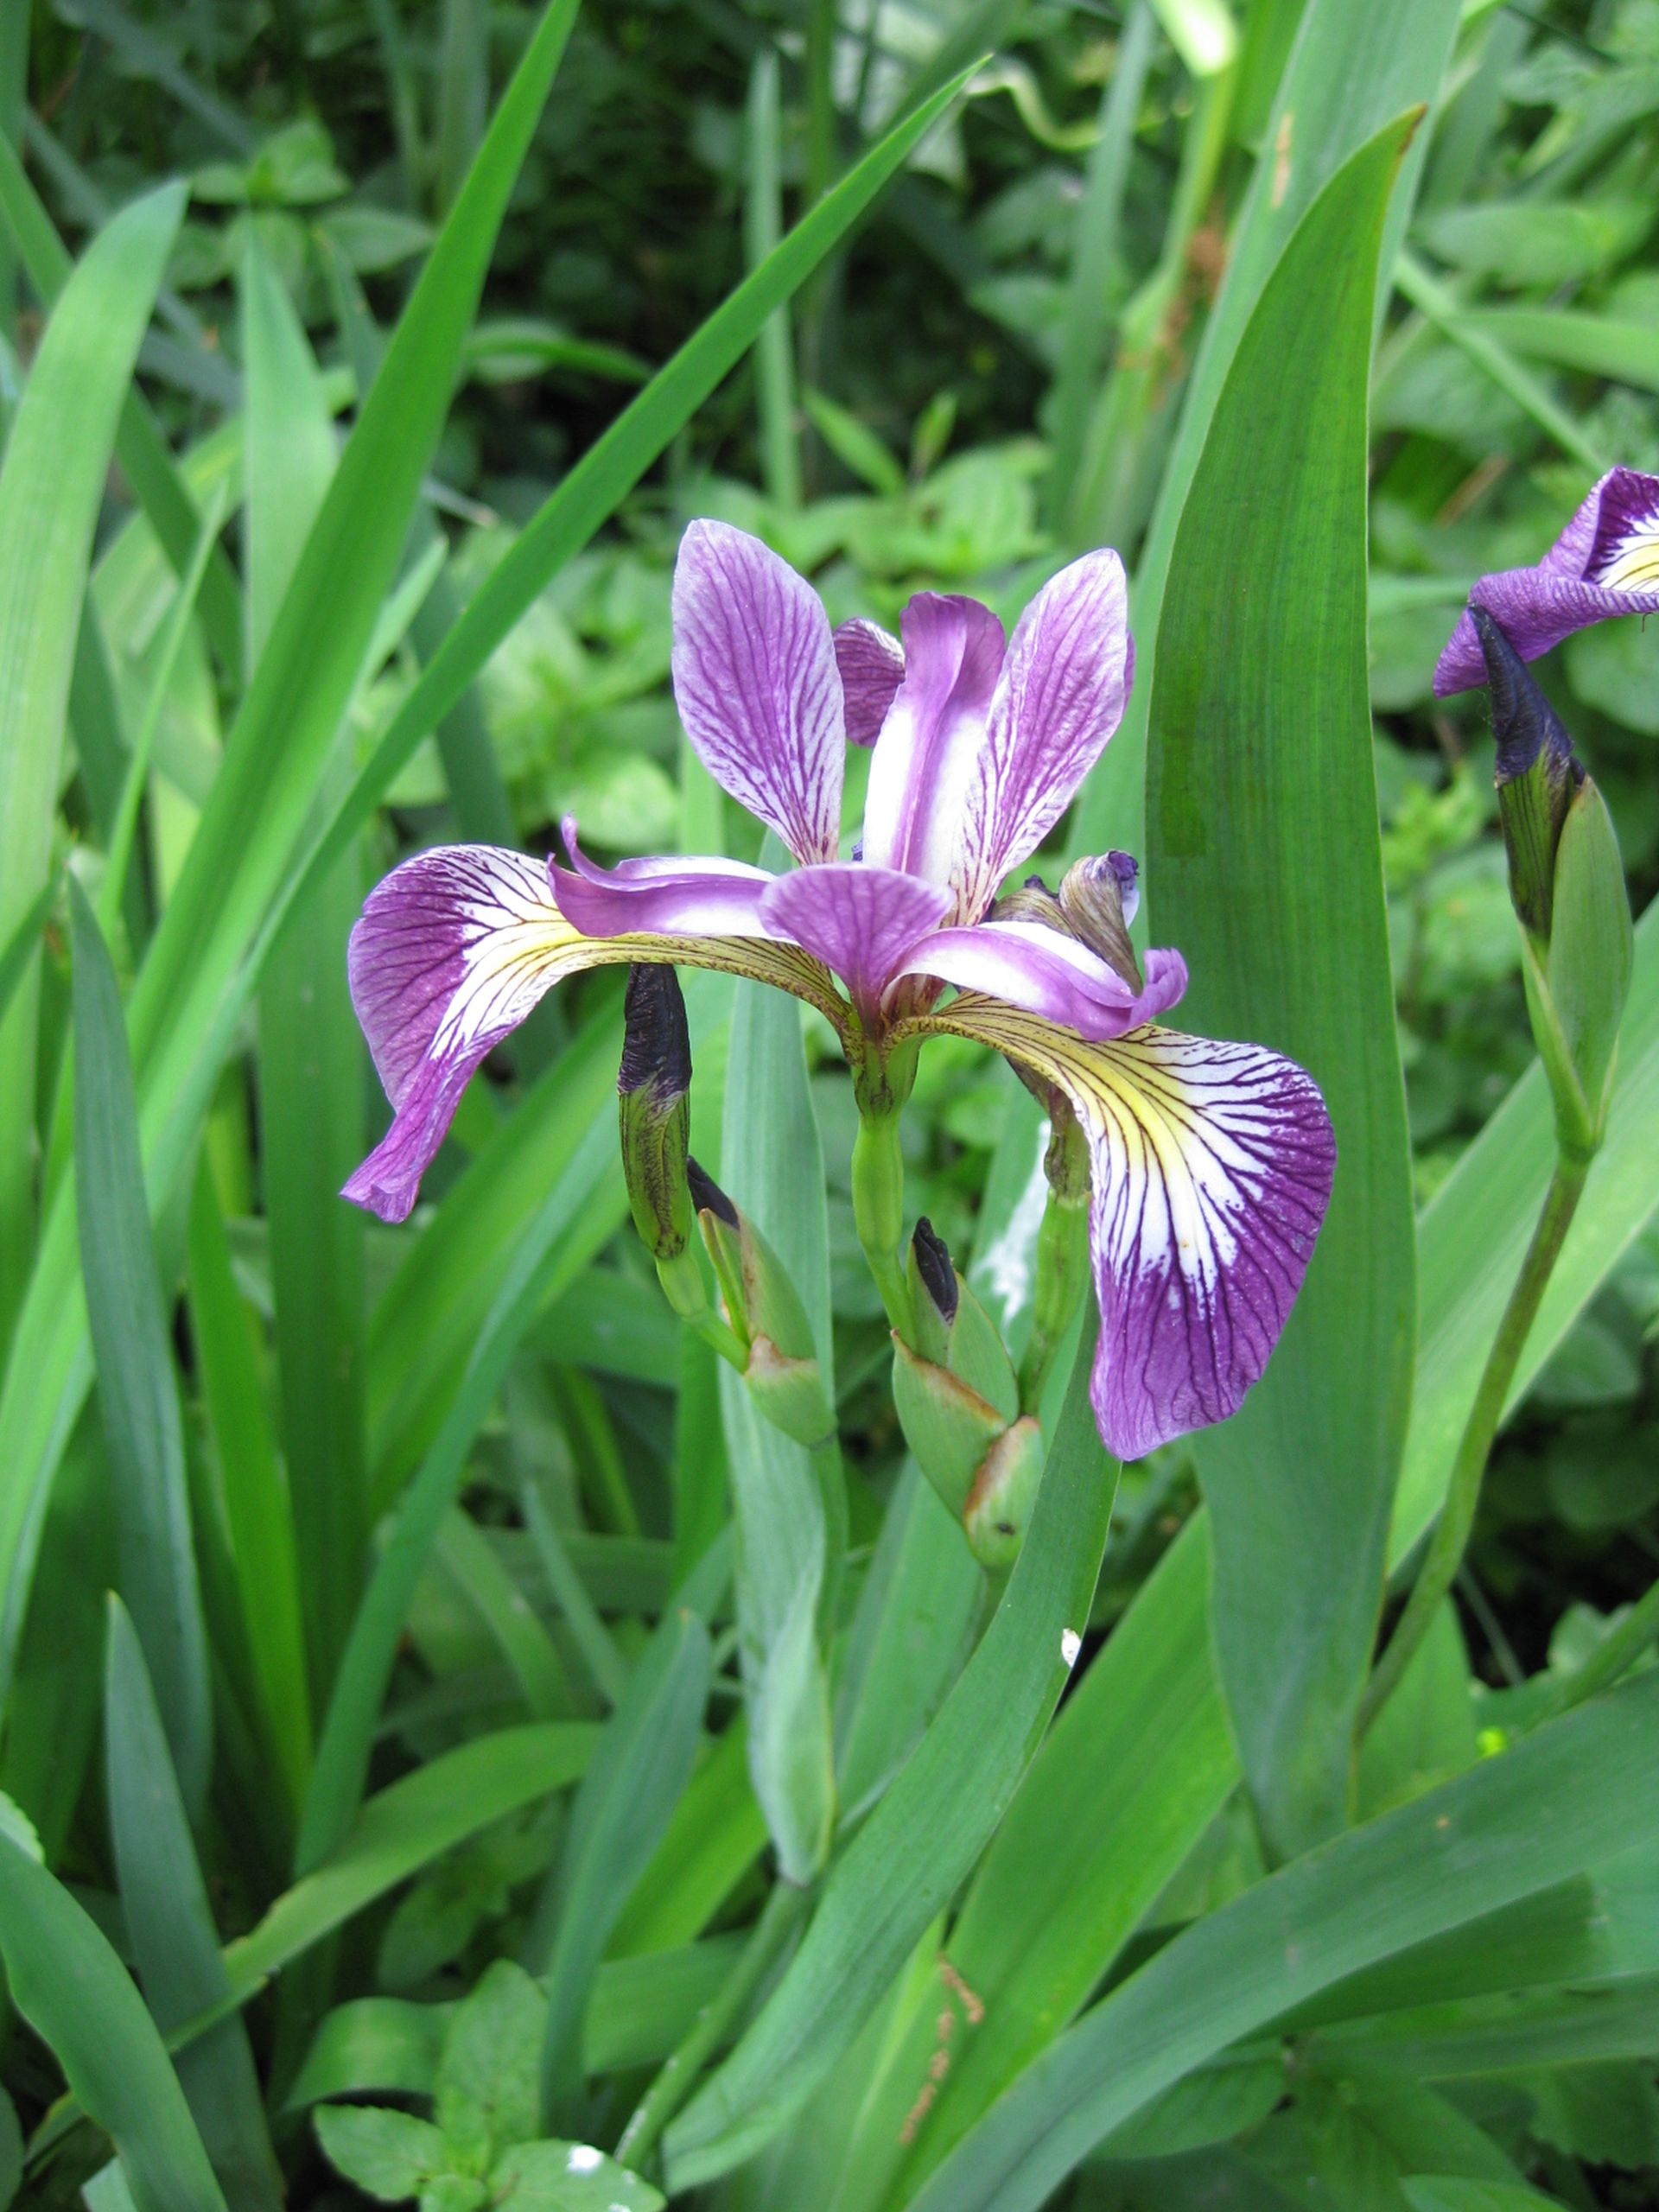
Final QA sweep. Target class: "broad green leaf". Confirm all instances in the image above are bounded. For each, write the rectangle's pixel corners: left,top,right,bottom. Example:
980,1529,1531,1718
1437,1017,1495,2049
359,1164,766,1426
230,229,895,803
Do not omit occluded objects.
662,1326,1116,2188
903,1673,1659,2212
69,882,211,1812
435,1961,543,2165
226,1725,595,2000
0,180,182,1346
1394,895,1659,1566
1146,116,1419,1856
1311,1974,1659,2083
315,2104,446,2199
0,865,59,1033
531,1603,712,2125
607,1721,766,1955
1073,0,1461,863
0,1837,228,2212
488,2139,664,2210
880,1517,1236,2200
719,958,836,1884
1453,308,1659,397
102,1598,282,2212
241,232,371,1702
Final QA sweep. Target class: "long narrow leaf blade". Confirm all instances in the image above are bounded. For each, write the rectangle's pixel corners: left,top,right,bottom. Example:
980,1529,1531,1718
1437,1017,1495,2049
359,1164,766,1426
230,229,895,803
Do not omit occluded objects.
69,882,210,1812
1145,114,1420,1857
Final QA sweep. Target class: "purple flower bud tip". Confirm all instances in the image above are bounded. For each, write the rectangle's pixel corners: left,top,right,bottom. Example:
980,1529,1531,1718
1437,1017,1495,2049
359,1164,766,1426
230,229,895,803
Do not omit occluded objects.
619,963,692,1099
912,1217,958,1325
687,1155,739,1227
1473,607,1583,795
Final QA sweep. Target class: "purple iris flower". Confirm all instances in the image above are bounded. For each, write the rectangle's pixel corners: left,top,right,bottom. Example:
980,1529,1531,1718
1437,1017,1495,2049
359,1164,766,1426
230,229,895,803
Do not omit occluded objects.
341,521,1335,1460
1436,466,1659,696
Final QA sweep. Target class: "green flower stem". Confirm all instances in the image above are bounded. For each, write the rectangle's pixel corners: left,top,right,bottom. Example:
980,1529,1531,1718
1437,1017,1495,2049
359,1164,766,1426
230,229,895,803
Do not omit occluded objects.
851,1109,912,1338
1530,1572,1659,1726
656,1249,749,1369
1018,1185,1090,1413
1361,1147,1590,1737
616,1876,813,2172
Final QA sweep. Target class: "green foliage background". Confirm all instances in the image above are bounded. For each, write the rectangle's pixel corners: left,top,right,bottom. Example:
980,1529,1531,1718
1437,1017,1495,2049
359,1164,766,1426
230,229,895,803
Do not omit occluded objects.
2,1,1659,2207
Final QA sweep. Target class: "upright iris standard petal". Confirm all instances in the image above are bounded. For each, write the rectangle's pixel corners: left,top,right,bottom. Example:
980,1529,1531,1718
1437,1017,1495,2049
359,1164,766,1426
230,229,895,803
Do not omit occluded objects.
551,817,781,938
759,861,950,1020
946,549,1133,924
896,927,1185,1041
861,593,1007,895
1435,466,1659,696
671,519,847,863
833,617,906,747
902,995,1335,1459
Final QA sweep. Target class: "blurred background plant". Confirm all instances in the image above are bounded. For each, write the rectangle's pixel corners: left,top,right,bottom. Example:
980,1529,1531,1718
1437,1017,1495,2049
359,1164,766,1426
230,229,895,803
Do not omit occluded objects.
3,0,1659,2208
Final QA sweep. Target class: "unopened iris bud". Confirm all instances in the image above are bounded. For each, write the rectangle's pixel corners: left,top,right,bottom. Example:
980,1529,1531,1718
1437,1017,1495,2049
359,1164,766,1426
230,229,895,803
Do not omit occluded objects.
894,1219,1036,1566
687,1155,835,1447
1058,850,1141,990
964,1415,1046,1568
1476,607,1633,1154
1477,607,1583,946
618,965,695,1262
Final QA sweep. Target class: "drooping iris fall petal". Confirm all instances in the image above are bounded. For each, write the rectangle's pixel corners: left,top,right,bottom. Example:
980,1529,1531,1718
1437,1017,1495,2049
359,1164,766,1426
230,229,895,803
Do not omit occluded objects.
342,844,842,1223
1435,465,1659,696
905,995,1335,1460
671,518,847,863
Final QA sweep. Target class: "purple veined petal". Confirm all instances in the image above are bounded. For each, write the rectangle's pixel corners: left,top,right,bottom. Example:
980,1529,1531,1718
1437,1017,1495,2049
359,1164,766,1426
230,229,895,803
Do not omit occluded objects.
950,550,1134,924
552,816,783,938
1434,464,1659,696
672,519,846,864
758,861,951,1018
893,925,1187,1041
834,617,906,747
901,995,1334,1459
342,845,603,1223
861,592,1006,893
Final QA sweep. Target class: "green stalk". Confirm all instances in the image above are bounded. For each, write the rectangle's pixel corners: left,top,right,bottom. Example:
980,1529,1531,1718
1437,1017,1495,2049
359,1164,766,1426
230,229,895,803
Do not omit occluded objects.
1361,1149,1589,1733
616,1877,812,2172
851,1109,912,1336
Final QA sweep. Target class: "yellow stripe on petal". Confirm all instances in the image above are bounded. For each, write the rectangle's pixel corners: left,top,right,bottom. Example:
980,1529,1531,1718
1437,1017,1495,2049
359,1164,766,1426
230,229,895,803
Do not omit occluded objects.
1594,527,1659,592
903,995,1335,1459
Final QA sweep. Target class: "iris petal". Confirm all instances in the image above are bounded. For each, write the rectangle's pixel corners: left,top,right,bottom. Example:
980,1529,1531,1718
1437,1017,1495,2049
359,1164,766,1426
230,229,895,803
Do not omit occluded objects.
759,861,950,1017
671,520,847,864
342,843,843,1223
833,617,906,747
897,926,1185,1040
1435,466,1659,696
901,995,1334,1459
552,817,783,938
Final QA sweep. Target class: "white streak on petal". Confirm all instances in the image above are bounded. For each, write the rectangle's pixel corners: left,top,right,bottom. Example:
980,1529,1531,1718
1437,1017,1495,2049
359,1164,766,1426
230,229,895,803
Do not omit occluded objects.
1060,1628,1082,1668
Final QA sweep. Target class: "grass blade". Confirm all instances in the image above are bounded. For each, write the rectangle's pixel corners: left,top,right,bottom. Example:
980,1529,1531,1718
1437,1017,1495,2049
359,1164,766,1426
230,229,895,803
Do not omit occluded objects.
0,179,182,1345
1394,895,1659,1567
904,1674,1659,2212
183,1160,311,1815
0,136,243,678
103,1596,283,2212
0,0,582,1707
241,233,370,1700
530,1603,713,2126
663,1325,1116,2188
1145,117,1420,1856
0,1839,228,2212
69,880,210,1815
